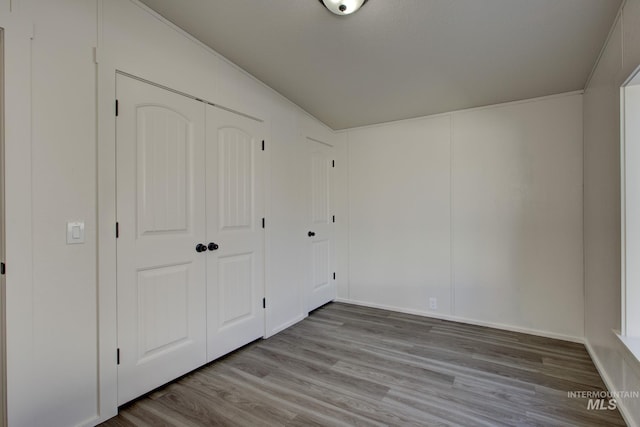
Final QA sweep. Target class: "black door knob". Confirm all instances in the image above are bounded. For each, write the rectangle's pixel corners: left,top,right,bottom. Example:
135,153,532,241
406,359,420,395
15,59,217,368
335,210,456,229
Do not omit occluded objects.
208,242,219,251
308,231,316,237
195,243,207,253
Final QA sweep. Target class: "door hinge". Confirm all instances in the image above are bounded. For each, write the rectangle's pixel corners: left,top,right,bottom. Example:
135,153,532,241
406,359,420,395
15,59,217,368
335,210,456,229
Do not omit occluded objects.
116,222,119,238
0,262,5,275
332,160,335,168
333,272,336,280
117,348,120,365
115,99,119,117
332,215,335,223
262,218,265,229
262,140,265,151
262,298,266,309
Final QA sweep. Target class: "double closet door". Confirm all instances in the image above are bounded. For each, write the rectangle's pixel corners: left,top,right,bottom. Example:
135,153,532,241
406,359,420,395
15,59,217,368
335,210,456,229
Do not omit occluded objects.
115,75,265,405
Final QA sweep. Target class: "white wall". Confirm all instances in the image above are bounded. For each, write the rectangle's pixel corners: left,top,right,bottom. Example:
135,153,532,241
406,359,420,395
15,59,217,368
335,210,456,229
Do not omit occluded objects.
342,93,584,340
5,2,99,426
453,95,583,337
584,0,640,424
347,116,451,311
265,101,308,335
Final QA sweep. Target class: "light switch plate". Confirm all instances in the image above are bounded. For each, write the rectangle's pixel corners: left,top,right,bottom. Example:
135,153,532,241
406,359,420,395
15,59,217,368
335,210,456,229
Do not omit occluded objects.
67,222,85,244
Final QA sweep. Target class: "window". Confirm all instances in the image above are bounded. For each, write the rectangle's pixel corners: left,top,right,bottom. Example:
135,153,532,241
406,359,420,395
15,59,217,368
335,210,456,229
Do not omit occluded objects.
621,65,640,354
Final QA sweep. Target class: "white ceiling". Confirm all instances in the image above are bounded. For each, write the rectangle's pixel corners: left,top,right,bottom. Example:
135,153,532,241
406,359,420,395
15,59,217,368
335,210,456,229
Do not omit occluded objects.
138,0,621,130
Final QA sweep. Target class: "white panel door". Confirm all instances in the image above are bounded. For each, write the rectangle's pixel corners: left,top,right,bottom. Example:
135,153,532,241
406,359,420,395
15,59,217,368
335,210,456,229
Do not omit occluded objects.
307,139,336,311
116,75,207,405
206,105,265,362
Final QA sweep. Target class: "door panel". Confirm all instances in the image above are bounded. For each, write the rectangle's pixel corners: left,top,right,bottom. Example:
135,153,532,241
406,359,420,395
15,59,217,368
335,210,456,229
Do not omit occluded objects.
307,139,336,311
218,253,254,326
311,153,329,223
312,240,330,291
206,105,264,362
137,105,190,234
219,129,253,229
116,75,206,405
136,264,190,361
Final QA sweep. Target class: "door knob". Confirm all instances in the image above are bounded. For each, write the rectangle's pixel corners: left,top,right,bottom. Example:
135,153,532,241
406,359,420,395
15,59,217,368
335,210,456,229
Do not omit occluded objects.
195,243,207,253
308,231,316,237
208,242,219,251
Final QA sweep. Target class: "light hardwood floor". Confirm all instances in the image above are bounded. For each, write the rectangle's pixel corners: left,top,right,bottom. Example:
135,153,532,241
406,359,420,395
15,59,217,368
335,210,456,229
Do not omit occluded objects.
101,302,626,426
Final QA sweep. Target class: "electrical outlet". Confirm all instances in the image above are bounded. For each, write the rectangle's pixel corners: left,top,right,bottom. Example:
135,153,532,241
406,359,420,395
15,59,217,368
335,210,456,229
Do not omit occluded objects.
429,297,438,310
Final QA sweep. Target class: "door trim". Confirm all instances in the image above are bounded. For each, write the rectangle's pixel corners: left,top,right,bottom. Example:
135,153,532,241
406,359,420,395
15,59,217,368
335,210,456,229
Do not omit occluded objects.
0,16,33,427
117,70,264,123
306,136,333,148
97,63,270,421
0,27,6,427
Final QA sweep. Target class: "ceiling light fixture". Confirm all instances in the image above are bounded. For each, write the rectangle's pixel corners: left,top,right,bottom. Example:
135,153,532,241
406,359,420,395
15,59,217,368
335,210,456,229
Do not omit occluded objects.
319,0,368,16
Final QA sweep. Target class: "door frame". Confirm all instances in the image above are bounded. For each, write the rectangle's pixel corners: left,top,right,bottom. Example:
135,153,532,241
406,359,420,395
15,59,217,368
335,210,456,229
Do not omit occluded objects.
0,27,6,427
305,136,337,312
0,15,33,427
97,66,270,426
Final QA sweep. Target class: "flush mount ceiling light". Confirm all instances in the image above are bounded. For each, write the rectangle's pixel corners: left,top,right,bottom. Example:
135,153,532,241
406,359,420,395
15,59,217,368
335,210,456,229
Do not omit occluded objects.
319,0,368,16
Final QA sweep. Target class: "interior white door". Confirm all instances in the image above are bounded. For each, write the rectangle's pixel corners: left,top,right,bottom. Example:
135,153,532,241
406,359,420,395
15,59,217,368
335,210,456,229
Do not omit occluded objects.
116,75,207,405
206,105,265,362
306,138,336,312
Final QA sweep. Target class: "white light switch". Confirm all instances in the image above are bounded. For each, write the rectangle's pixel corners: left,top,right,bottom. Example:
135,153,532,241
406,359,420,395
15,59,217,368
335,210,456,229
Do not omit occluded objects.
67,222,85,244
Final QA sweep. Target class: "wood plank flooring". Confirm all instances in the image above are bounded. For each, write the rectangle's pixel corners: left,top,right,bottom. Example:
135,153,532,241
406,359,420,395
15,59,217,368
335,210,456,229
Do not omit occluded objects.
101,303,626,426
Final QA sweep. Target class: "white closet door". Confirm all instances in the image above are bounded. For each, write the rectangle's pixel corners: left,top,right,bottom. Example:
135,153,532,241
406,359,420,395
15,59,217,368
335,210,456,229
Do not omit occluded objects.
206,105,265,362
306,139,336,312
116,75,207,405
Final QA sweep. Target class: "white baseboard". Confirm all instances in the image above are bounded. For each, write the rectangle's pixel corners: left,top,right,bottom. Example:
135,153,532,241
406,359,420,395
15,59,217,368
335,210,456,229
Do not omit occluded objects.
334,298,584,344
584,340,638,427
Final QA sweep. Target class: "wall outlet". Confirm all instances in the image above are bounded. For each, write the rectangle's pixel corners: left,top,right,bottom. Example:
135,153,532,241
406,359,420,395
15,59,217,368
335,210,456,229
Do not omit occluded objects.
428,297,438,310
